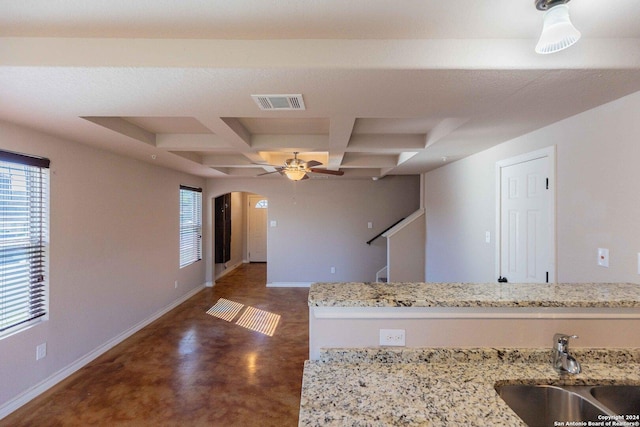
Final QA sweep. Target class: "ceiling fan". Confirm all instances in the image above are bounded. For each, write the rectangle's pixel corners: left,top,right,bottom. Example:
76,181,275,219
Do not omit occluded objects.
257,152,344,181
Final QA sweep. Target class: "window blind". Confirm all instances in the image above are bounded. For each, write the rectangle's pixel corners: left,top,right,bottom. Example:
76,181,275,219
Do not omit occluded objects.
0,150,49,335
179,185,202,268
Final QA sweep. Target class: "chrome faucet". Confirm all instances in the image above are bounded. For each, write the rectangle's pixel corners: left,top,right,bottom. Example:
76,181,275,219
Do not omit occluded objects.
553,333,582,375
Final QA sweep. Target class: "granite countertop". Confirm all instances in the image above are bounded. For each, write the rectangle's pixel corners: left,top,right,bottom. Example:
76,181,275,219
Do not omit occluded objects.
298,348,640,427
308,282,640,308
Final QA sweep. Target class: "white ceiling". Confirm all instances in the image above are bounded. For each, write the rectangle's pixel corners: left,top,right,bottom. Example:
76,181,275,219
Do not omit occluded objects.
2,1,640,179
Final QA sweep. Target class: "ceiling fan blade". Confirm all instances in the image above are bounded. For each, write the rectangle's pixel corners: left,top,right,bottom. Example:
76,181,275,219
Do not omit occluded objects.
257,167,285,176
306,160,322,168
301,174,310,180
309,168,344,176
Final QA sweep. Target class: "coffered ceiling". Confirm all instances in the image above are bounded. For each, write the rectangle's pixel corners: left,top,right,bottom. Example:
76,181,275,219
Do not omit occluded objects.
1,1,640,179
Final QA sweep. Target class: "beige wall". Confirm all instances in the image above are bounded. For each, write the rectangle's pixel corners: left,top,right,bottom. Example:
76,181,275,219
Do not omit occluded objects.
309,308,640,359
0,121,206,411
424,89,640,283
206,176,421,284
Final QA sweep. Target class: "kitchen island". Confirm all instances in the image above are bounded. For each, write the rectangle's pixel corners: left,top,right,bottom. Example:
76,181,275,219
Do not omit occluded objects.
308,282,640,359
308,281,640,308
299,347,640,426
301,282,640,425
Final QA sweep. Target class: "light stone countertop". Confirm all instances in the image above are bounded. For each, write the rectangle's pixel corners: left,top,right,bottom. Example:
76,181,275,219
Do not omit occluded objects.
298,348,640,427
308,282,640,308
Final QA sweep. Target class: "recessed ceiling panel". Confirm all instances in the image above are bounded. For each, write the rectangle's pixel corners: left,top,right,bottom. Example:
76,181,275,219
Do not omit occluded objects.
259,151,328,167
353,118,441,134
341,153,398,168
347,134,425,151
201,154,259,167
237,118,329,135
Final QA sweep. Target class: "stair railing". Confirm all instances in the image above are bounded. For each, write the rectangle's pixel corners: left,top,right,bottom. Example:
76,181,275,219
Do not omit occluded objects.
366,218,405,245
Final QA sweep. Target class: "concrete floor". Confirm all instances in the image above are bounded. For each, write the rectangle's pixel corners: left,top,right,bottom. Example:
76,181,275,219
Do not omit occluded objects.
2,263,309,426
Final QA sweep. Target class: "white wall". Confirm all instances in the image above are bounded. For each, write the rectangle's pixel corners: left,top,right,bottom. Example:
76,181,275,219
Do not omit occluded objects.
424,89,640,283
0,121,206,411
386,211,425,282
206,176,420,285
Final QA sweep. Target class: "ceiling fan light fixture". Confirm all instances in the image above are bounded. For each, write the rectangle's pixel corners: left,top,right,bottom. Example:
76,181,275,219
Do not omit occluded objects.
283,169,307,181
535,1,581,54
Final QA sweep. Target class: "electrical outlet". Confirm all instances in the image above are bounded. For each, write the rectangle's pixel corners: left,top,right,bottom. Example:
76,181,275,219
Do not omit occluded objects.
330,267,336,274
379,329,406,346
36,342,47,360
174,280,178,288
597,248,609,267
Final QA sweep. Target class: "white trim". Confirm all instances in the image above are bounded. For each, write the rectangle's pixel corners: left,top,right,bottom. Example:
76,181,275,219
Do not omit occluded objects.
419,173,425,210
267,282,313,288
382,209,425,239
495,146,556,283
0,284,206,420
312,306,640,320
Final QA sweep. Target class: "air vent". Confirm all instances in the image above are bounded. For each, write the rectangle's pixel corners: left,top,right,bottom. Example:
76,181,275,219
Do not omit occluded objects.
251,94,306,111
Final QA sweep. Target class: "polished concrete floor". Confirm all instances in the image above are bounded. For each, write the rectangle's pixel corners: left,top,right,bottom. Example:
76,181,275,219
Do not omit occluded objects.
2,263,310,427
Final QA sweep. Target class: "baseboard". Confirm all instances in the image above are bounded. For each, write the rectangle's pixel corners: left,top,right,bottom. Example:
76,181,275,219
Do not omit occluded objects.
0,284,206,420
215,261,244,280
266,282,313,288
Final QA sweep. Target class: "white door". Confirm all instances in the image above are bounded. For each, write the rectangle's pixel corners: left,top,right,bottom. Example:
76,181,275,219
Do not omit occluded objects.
247,195,268,262
498,150,554,283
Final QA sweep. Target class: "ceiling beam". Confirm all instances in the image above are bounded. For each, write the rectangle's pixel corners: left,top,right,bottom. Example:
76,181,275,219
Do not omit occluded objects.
82,116,155,146
195,116,266,165
328,116,355,170
5,38,640,70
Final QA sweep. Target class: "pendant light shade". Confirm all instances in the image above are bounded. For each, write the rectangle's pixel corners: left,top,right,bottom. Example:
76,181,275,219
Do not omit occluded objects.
283,169,306,181
535,2,581,54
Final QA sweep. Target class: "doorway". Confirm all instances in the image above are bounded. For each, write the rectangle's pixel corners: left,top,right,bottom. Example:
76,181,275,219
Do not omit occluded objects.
247,194,268,262
496,147,555,283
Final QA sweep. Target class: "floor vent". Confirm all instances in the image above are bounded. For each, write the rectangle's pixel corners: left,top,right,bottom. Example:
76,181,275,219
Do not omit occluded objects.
251,94,305,110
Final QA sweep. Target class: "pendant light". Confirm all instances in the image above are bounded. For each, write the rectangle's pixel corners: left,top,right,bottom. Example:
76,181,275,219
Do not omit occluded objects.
535,0,581,54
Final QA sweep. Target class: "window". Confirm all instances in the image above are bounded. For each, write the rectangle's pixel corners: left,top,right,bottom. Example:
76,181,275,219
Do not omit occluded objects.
254,199,268,209
179,185,202,268
0,150,49,337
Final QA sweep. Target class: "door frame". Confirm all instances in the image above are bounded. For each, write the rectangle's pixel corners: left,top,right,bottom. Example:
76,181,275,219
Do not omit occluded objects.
495,146,556,283
247,194,268,262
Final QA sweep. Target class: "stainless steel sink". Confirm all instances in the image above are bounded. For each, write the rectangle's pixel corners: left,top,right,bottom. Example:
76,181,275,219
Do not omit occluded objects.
591,385,640,415
496,384,617,427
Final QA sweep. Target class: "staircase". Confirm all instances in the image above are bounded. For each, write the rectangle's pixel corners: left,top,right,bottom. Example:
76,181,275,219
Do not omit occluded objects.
375,266,388,283
373,209,425,282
